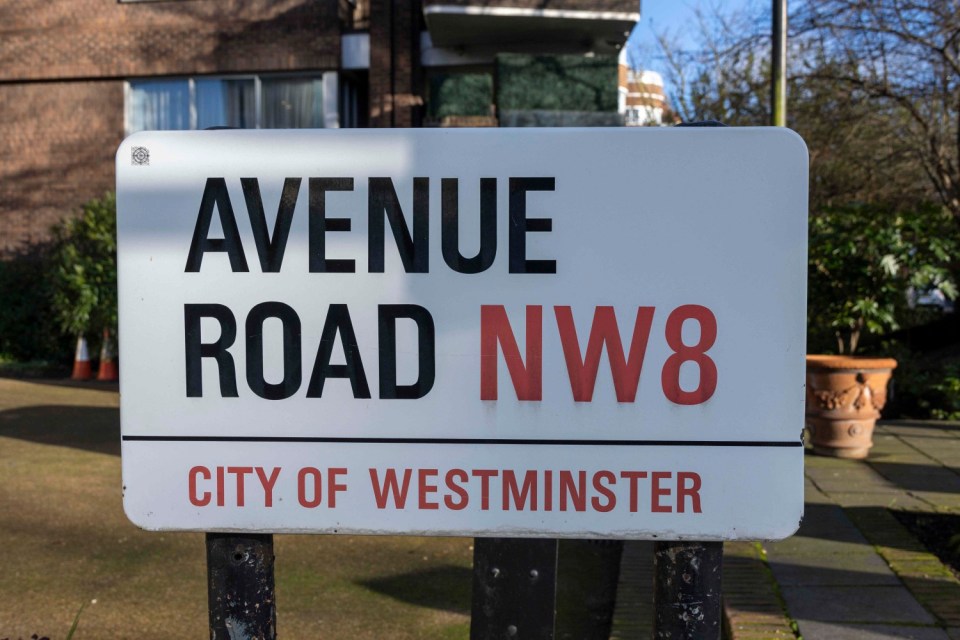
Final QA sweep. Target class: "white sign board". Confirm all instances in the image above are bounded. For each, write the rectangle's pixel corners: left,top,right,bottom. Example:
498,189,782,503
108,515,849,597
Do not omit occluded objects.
117,127,807,539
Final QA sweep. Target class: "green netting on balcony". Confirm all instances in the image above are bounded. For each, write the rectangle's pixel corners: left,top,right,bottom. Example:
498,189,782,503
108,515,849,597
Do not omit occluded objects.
427,72,494,119
496,54,618,112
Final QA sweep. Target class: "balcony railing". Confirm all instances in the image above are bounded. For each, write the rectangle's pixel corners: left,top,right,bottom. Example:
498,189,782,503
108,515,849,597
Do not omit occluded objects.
422,0,639,53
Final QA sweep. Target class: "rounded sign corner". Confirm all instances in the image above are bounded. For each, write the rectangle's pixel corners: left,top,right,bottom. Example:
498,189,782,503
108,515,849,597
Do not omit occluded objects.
769,126,810,163
122,495,161,532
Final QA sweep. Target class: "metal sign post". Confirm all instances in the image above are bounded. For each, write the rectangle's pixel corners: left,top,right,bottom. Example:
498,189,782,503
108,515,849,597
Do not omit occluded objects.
653,541,723,639
471,538,559,639
206,533,276,639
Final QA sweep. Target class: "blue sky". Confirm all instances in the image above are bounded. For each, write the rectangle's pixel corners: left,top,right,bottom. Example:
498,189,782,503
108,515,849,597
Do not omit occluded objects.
625,0,758,72
625,0,702,70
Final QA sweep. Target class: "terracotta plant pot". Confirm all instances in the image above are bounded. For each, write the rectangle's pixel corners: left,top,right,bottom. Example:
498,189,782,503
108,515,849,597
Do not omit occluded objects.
805,355,898,459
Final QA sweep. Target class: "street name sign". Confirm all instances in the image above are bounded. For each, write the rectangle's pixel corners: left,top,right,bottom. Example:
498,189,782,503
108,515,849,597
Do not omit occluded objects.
117,127,808,539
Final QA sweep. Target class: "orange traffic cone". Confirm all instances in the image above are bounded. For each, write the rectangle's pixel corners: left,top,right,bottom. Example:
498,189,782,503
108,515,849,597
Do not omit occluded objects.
71,335,93,380
97,328,118,382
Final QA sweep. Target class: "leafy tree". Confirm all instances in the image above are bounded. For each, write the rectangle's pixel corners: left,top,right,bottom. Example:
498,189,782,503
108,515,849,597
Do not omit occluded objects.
49,193,118,343
651,5,771,126
651,3,935,212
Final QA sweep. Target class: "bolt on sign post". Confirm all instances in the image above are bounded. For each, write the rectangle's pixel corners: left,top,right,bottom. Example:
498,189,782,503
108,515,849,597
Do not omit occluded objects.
116,127,808,638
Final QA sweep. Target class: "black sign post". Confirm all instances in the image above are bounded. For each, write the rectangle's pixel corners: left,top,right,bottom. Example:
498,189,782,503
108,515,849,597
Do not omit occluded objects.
471,537,559,639
206,533,277,639
653,541,723,639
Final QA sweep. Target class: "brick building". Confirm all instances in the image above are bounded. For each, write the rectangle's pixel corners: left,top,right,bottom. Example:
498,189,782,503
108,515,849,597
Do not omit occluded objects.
616,54,675,127
0,0,638,257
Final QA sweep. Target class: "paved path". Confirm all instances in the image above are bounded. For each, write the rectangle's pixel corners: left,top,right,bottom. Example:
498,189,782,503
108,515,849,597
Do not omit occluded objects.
612,421,960,640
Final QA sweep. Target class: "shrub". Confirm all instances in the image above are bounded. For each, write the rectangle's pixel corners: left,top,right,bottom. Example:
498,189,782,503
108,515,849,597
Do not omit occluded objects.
807,203,957,354
49,192,118,341
928,366,960,419
0,251,70,363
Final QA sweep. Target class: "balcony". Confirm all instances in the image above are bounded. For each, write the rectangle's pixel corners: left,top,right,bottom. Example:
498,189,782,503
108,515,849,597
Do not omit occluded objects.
422,0,639,55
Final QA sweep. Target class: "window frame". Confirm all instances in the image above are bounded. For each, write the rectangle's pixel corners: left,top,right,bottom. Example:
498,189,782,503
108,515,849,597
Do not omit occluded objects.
124,72,339,135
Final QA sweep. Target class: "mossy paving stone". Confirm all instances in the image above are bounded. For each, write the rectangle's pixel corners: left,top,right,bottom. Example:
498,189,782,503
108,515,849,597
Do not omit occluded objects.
781,585,936,624
767,551,901,587
796,620,949,639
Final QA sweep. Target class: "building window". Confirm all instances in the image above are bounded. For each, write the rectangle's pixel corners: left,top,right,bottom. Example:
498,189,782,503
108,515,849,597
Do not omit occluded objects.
127,79,191,131
125,75,328,134
196,78,256,129
261,77,325,128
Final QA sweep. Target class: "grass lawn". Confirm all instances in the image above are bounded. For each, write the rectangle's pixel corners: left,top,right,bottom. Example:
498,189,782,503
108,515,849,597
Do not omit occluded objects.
0,378,472,639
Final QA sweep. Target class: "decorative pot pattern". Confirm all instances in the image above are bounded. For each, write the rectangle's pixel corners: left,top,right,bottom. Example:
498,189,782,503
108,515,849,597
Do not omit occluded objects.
805,355,897,459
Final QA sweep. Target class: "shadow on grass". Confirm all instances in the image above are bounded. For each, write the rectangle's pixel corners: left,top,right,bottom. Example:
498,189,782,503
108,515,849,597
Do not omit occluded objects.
359,565,472,615
359,541,623,640
0,404,120,456
0,376,119,392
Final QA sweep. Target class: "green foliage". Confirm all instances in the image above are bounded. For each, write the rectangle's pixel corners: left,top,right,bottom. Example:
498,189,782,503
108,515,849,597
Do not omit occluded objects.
427,72,493,119
929,367,960,420
496,54,618,112
895,355,960,420
65,601,87,640
0,190,116,365
880,343,937,417
808,203,957,354
0,253,70,363
49,193,118,339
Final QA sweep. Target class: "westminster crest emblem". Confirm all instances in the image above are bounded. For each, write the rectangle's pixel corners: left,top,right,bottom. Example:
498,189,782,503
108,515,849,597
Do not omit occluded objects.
131,146,150,166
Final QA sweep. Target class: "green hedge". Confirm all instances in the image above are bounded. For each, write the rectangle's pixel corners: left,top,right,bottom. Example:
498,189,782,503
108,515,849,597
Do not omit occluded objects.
0,253,71,363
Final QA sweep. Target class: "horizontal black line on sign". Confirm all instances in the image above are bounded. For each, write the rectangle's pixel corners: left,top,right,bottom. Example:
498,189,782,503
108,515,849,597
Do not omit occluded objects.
122,436,802,447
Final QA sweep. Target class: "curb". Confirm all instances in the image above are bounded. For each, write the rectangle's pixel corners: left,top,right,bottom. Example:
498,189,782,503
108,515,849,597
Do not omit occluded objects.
722,541,797,639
